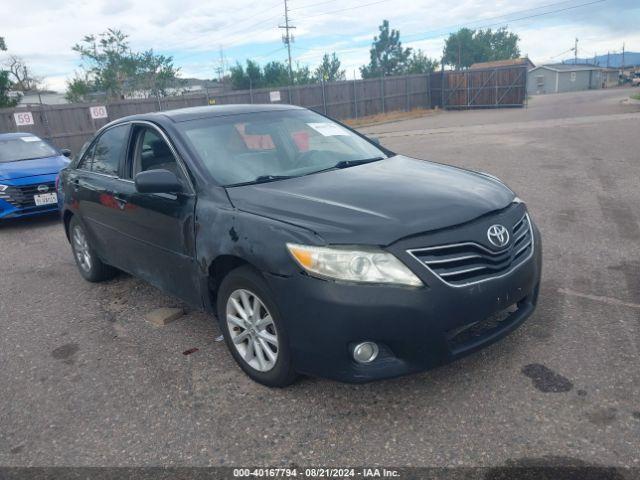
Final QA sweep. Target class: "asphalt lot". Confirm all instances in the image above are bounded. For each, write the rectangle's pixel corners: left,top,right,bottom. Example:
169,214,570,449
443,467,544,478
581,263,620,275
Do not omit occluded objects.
1,87,639,468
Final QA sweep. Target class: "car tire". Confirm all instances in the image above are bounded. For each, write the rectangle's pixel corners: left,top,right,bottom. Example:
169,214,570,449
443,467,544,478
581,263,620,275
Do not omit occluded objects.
69,216,117,282
217,265,298,387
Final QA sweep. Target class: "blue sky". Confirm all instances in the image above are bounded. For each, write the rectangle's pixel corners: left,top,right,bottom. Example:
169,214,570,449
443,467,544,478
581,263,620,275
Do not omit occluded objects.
1,0,639,91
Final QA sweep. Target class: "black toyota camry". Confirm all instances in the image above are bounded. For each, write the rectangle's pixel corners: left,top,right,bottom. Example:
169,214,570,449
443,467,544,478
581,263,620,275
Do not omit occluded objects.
57,104,541,387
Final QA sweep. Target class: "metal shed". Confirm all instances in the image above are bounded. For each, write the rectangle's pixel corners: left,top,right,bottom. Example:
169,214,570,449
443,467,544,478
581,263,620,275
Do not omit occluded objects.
527,64,611,95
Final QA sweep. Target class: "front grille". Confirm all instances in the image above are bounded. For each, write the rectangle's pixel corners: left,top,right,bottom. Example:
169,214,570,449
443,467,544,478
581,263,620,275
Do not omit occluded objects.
0,182,56,209
408,213,534,287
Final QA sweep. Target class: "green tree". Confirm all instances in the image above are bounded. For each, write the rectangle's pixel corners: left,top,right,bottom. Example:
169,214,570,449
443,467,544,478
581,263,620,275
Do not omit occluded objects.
405,49,439,74
0,36,20,107
360,20,412,78
229,58,323,90
230,59,268,90
69,28,181,100
133,50,183,98
262,61,289,87
474,28,520,62
245,59,262,88
229,62,250,90
65,75,93,103
315,53,345,82
443,27,520,69
293,63,314,85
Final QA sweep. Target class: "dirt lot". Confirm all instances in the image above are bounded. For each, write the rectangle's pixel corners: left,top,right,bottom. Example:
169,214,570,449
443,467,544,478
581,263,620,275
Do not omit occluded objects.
1,87,639,468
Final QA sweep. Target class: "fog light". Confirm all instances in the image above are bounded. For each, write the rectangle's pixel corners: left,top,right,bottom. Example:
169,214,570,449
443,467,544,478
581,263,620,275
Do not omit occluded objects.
353,342,379,364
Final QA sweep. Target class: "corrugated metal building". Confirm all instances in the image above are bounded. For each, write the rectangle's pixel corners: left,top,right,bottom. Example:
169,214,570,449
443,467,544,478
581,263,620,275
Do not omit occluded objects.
527,64,618,95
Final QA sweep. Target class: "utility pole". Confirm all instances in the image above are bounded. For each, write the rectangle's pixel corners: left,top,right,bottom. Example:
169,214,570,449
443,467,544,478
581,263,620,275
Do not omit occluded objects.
279,0,296,85
574,38,578,64
607,51,610,68
216,46,226,91
622,42,625,69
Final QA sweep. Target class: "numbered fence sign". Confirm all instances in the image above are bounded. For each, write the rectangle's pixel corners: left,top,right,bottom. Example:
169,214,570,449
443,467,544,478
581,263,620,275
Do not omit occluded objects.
14,111,34,126
89,105,108,119
269,91,281,102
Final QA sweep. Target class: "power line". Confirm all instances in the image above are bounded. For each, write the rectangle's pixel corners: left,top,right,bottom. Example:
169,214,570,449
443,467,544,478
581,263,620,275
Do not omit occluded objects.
301,0,392,19
289,0,340,11
400,0,594,42
293,0,606,62
549,47,575,59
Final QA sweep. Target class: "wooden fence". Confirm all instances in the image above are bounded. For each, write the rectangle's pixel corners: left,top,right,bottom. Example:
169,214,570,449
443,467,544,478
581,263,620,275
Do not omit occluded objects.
0,66,527,154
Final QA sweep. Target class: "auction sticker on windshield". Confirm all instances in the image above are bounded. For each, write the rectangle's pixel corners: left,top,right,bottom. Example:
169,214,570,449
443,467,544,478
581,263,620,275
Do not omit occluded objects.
307,122,350,136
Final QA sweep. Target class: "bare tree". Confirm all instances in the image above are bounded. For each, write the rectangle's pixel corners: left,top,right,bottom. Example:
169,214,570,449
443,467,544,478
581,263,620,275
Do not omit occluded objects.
7,55,42,92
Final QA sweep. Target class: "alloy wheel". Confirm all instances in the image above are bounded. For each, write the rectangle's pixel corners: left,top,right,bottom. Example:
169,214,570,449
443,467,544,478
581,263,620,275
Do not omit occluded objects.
225,289,279,372
72,225,92,272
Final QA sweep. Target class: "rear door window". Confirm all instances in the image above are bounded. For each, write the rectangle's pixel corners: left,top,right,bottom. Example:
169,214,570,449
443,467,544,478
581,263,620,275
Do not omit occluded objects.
90,125,130,176
76,142,96,171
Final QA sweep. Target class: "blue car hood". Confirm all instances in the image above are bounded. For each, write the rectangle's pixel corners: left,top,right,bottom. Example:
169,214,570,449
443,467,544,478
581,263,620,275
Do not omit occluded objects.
0,155,70,181
226,155,516,245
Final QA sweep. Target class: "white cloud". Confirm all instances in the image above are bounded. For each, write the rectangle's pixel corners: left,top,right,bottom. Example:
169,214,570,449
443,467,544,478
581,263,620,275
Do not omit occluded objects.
0,0,637,91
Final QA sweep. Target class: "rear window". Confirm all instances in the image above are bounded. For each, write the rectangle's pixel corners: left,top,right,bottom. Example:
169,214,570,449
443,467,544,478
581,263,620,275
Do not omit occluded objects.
0,136,58,163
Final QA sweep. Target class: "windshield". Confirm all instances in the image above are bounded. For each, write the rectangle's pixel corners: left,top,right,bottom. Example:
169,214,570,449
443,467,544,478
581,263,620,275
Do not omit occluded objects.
177,109,387,186
0,136,58,163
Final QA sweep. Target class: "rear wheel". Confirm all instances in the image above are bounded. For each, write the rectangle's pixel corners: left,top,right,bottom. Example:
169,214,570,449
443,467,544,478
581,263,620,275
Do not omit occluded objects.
69,216,117,282
217,266,297,387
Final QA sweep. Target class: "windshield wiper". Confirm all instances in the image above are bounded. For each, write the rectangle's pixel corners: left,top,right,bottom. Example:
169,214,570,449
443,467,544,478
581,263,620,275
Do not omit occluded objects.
226,175,295,187
301,156,387,177
333,157,385,169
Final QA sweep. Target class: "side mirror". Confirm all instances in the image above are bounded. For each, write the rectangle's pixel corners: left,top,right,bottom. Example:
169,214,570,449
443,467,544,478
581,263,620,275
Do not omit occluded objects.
368,136,380,145
135,169,183,194
61,148,72,158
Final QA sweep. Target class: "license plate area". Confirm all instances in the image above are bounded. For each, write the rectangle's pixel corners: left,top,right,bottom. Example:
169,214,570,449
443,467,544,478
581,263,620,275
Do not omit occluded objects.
34,192,58,206
447,302,519,347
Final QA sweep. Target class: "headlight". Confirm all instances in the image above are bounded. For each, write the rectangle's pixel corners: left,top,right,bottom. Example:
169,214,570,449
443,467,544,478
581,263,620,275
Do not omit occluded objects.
286,243,423,286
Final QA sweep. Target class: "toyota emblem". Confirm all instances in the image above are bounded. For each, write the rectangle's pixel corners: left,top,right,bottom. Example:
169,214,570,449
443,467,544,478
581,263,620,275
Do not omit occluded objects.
487,224,509,248
37,184,49,193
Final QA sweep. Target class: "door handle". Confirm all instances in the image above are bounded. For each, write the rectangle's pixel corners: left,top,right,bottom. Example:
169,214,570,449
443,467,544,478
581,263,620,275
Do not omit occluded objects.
113,195,128,210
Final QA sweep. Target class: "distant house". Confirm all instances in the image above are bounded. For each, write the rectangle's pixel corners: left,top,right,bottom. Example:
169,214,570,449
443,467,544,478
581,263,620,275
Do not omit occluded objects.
527,64,618,95
17,90,69,105
470,58,535,70
601,68,620,88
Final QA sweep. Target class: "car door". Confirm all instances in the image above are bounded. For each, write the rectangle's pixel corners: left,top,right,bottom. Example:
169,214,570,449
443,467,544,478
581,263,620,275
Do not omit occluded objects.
113,123,200,307
68,124,132,265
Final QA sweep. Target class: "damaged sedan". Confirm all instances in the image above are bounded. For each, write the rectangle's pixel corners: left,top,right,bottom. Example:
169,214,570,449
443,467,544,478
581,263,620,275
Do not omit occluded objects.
57,104,541,386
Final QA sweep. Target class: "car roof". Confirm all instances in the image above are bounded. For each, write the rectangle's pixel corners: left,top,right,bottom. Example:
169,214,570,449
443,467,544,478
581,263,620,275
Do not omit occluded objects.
0,132,41,140
114,104,305,125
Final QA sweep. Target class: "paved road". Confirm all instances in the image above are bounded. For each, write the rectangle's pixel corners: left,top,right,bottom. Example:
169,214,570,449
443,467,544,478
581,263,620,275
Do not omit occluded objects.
1,88,639,468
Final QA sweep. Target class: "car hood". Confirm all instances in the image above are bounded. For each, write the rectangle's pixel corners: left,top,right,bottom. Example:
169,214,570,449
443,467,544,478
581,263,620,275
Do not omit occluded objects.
226,155,515,245
0,155,70,181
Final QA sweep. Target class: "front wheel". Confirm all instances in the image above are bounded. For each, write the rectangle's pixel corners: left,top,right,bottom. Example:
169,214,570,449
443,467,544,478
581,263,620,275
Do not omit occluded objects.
69,216,117,282
217,266,297,387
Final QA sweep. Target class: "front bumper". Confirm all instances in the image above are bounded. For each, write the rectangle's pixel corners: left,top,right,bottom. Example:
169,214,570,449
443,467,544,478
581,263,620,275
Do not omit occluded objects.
0,175,59,220
266,218,542,383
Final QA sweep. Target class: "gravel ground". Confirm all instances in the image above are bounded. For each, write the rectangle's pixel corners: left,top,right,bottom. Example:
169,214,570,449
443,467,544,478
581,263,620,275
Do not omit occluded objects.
1,87,639,468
